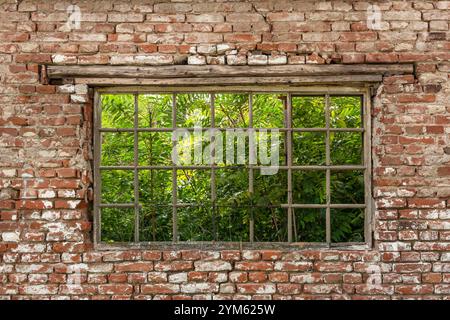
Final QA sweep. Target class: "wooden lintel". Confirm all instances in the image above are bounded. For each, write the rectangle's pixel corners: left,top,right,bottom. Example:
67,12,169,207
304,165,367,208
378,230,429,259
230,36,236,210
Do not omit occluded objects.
73,74,383,86
47,64,414,80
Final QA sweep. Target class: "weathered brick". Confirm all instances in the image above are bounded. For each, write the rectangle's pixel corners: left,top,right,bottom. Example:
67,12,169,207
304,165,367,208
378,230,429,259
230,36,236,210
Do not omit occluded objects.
237,284,276,294
0,0,448,301
115,262,153,272
141,284,179,294
98,284,133,295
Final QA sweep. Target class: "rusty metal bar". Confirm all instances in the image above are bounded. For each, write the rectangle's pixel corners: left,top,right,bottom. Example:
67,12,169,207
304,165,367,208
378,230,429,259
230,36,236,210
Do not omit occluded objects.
99,164,366,171
283,204,366,209
210,93,217,241
248,94,254,242
363,90,373,247
287,93,293,243
93,91,101,243
133,94,140,243
172,93,178,242
99,203,366,209
99,127,365,133
99,203,137,208
325,94,331,245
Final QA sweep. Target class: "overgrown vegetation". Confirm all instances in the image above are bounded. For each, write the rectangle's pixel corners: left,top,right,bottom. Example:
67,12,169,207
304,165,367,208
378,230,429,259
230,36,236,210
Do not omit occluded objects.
99,93,364,243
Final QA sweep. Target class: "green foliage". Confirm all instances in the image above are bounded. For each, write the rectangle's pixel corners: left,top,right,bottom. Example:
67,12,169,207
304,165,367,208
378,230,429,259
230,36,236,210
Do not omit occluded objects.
295,209,326,242
176,93,211,127
331,209,365,243
253,94,286,128
138,94,172,128
292,96,325,127
330,96,362,128
215,94,248,127
99,93,365,243
101,94,135,128
293,132,326,165
101,208,135,242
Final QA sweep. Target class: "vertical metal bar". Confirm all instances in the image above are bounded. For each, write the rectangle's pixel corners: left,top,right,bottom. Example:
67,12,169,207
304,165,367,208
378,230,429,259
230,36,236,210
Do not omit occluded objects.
363,90,373,247
210,93,217,241
325,94,331,245
133,94,139,243
172,93,178,242
93,91,101,244
248,94,254,242
287,93,293,242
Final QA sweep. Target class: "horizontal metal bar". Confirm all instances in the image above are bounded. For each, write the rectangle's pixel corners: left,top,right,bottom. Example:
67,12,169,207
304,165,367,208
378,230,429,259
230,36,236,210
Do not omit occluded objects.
292,128,364,132
330,204,367,209
282,204,366,209
291,165,366,170
100,127,173,132
100,203,365,209
99,203,138,208
99,165,366,171
175,203,283,208
99,127,364,133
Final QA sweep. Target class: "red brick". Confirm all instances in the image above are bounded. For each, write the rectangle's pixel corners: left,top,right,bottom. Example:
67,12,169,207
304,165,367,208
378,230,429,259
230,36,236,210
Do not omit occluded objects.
261,250,283,260
108,274,128,283
98,284,133,295
408,198,446,208
188,271,208,282
395,285,434,295
342,53,365,64
366,53,398,63
397,94,436,103
236,284,276,294
234,261,273,271
248,272,267,282
115,262,153,272
141,284,179,294
315,262,352,272
56,168,78,178
340,32,377,41
224,33,261,43
437,167,450,176
277,283,302,294
154,261,193,271
221,250,241,260
142,251,162,261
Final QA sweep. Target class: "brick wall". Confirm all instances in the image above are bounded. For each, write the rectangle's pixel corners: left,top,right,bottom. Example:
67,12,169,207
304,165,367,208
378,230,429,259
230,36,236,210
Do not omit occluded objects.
0,0,449,299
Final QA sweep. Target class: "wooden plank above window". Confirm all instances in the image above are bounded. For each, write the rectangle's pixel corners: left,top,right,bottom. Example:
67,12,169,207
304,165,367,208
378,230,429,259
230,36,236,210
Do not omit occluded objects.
45,63,414,86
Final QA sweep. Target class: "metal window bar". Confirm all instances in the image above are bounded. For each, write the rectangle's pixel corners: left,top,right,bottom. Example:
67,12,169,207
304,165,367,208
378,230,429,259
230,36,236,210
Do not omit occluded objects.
133,94,140,243
325,93,331,246
93,91,101,244
98,127,365,133
286,93,293,243
363,90,373,247
248,94,254,242
99,165,366,171
95,91,370,245
210,93,217,241
172,93,178,242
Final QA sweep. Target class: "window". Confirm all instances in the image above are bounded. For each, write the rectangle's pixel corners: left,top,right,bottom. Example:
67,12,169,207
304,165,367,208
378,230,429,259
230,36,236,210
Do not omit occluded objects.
94,87,371,247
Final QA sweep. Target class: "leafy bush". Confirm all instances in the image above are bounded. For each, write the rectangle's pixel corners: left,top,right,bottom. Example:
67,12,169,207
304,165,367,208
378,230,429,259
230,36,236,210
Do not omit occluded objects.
100,93,364,243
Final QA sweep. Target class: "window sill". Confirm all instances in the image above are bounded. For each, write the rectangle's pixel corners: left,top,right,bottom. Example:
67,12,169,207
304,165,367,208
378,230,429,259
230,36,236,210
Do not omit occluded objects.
94,241,371,252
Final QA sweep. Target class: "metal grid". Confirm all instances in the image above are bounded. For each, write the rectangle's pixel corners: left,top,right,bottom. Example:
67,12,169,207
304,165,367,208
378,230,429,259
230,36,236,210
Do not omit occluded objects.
94,89,371,246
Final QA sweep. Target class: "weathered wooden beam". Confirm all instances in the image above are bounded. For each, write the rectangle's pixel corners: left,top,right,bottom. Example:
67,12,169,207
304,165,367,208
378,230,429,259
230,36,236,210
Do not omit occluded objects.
73,74,382,86
47,64,414,80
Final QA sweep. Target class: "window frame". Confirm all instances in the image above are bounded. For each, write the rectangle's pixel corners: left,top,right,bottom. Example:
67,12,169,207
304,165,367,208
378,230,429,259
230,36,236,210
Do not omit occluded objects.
93,85,373,250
